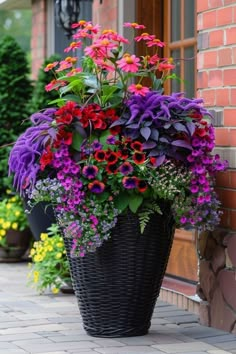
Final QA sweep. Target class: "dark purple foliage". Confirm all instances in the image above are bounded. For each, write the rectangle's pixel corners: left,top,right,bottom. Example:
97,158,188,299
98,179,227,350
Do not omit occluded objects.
112,91,212,163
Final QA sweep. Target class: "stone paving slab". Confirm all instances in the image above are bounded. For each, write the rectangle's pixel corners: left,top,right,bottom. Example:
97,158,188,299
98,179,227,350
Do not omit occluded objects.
0,263,235,354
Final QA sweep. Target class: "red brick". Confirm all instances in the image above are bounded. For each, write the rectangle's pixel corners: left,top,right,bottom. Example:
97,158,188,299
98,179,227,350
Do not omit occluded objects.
218,188,236,208
208,70,223,87
224,69,236,86
202,10,217,29
209,29,224,47
216,88,230,106
201,89,216,106
197,52,204,70
224,109,236,127
229,129,236,146
229,213,236,231
218,48,233,67
225,27,236,45
216,6,233,26
225,0,236,4
216,171,231,188
215,128,230,146
197,14,203,31
231,89,236,105
209,0,223,8
230,171,236,189
197,0,209,12
233,47,236,65
197,71,209,88
204,50,218,68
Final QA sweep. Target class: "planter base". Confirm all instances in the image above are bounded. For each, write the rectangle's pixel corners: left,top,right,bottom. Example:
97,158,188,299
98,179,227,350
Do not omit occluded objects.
63,206,175,338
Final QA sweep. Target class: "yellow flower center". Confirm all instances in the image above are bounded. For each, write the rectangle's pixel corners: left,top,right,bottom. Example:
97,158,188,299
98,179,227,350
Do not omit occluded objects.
125,57,134,64
135,84,143,90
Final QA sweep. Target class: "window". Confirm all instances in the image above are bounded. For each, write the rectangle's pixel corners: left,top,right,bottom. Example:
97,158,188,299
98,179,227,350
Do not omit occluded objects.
164,0,197,98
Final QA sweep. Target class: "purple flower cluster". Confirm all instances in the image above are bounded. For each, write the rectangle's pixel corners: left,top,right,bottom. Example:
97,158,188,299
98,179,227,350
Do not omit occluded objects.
9,108,57,194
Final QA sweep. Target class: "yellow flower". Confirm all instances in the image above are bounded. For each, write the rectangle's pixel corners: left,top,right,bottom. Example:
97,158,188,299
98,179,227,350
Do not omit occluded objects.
6,204,11,209
30,249,36,257
6,189,12,194
10,197,16,202
11,222,18,230
0,230,6,236
52,287,59,294
55,252,62,259
40,233,48,241
56,242,64,248
2,221,10,229
33,271,39,283
0,218,3,224
47,246,53,252
14,211,20,217
34,255,43,262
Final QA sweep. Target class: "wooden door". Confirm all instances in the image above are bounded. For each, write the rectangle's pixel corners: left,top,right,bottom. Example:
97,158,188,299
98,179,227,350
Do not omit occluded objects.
136,0,198,283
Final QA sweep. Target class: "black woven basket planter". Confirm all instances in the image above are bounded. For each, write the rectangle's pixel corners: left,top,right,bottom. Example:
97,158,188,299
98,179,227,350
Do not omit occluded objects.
63,205,175,338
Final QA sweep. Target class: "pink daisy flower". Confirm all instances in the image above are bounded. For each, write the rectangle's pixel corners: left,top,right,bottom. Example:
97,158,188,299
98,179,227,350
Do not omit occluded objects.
134,33,155,42
44,61,59,72
128,84,149,96
123,22,146,29
146,38,165,48
117,55,140,73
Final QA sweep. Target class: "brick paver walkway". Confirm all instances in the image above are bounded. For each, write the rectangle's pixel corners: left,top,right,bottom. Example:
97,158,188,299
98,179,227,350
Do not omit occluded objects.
0,263,235,354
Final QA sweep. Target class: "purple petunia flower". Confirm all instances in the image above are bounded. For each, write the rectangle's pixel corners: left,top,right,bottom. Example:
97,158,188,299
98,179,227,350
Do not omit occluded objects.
88,180,105,193
119,162,134,175
82,165,99,179
122,176,138,189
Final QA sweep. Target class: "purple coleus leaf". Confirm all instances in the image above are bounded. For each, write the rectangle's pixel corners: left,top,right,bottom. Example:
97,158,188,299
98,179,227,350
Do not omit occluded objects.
150,128,159,141
142,141,157,150
140,127,151,140
171,140,192,150
173,122,188,133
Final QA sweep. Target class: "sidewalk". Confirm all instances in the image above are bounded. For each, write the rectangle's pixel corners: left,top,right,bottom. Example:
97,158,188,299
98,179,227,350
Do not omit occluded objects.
0,263,235,354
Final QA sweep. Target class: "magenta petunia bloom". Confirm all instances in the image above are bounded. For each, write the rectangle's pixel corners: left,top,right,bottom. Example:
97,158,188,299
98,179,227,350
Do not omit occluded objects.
119,162,134,175
122,176,138,189
82,165,99,179
88,180,105,193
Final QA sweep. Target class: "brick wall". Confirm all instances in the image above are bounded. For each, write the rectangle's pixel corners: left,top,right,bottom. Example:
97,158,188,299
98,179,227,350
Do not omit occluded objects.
31,0,47,80
197,0,236,333
92,0,118,31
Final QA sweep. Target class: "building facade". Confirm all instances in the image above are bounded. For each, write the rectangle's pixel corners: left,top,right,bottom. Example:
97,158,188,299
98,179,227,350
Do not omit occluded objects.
0,0,235,333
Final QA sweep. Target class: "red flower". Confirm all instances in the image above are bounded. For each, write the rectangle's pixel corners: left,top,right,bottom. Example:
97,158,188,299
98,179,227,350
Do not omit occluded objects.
106,151,119,164
55,101,81,125
137,179,148,192
110,125,121,135
106,163,118,174
94,150,106,161
54,129,73,147
119,148,129,159
131,141,143,151
133,152,146,164
40,146,53,171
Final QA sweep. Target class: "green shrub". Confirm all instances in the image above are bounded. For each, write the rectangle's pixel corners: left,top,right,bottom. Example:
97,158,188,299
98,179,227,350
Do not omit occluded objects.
0,35,33,197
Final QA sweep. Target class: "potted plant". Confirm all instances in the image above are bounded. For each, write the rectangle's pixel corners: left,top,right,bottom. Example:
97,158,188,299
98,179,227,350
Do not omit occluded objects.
0,192,32,261
8,21,227,337
28,223,71,294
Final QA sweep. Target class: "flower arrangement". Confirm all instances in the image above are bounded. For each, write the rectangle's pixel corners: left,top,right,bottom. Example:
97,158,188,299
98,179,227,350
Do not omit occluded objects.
0,191,29,247
28,223,70,294
9,21,227,258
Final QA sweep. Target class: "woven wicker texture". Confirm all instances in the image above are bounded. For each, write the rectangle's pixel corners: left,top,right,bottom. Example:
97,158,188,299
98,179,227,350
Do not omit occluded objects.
63,205,175,337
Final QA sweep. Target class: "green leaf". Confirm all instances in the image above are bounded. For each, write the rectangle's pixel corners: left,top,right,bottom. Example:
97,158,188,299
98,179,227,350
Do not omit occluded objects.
114,193,129,212
128,194,143,213
95,192,109,202
72,131,84,151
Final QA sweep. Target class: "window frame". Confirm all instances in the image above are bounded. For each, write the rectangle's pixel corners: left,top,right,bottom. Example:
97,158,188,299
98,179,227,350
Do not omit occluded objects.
163,0,197,97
